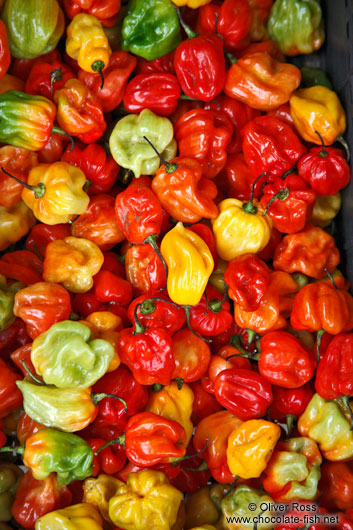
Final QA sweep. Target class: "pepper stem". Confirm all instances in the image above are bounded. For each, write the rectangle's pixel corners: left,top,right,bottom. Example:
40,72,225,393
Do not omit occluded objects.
132,303,147,335
324,267,338,289
242,172,267,215
139,297,180,316
144,234,168,287
92,393,128,413
173,377,184,390
226,52,238,65
179,94,200,101
183,305,211,343
342,396,353,430
314,130,328,158
91,60,105,90
22,360,45,385
316,329,325,365
209,298,223,313
50,67,62,97
174,7,197,39
336,134,350,162
246,328,257,345
229,335,252,357
0,445,24,455
181,460,208,471
152,383,164,393
51,126,74,153
262,188,290,217
1,167,45,199
94,435,126,455
171,439,209,466
143,136,177,174
286,414,296,437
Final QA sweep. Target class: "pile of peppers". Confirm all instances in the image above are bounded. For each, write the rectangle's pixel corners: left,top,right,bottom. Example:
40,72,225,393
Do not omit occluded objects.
0,0,352,529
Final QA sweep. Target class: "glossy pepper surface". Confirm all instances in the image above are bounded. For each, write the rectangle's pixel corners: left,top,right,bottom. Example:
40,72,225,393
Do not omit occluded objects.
161,222,214,306
25,60,75,101
63,0,121,27
0,358,23,418
315,334,353,400
30,320,113,388
0,202,36,252
188,285,233,337
0,146,38,207
35,503,102,530
108,470,183,530
2,0,64,59
123,73,181,116
124,245,166,295
82,474,123,522
121,0,181,61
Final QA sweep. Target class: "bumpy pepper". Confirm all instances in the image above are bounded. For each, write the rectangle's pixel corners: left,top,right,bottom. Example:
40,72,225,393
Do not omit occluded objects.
30,320,113,388
0,463,23,523
43,237,104,293
25,60,75,101
0,275,23,331
212,197,272,261
184,485,223,529
289,86,346,145
187,285,233,338
81,311,122,372
109,109,177,178
298,394,353,461
35,503,102,530
0,202,36,252
221,485,275,530
123,73,181,116
1,0,64,59
20,162,90,225
160,222,214,306
227,419,281,479
268,0,325,56
83,474,123,523
146,382,194,446
121,0,181,61
63,0,121,27
263,436,322,502
0,358,23,419
0,146,38,208
108,470,183,530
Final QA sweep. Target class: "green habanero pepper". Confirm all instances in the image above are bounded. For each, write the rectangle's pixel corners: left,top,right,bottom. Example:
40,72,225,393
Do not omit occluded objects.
30,321,114,389
0,275,24,332
268,0,325,56
221,485,275,530
301,66,333,90
121,0,181,61
1,0,65,59
109,109,177,178
0,463,23,522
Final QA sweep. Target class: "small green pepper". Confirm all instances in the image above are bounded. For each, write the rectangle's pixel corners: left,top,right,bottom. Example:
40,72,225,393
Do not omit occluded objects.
301,66,333,89
0,275,23,332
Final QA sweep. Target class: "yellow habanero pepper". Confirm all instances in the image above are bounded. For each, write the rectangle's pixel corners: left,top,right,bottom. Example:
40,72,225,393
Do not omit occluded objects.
35,503,103,530
184,485,230,530
21,162,90,225
311,193,342,227
66,14,111,88
83,474,123,523
161,222,214,306
43,237,104,293
227,420,281,479
108,470,183,530
146,382,194,446
171,0,211,9
0,201,36,252
212,198,272,261
289,86,346,145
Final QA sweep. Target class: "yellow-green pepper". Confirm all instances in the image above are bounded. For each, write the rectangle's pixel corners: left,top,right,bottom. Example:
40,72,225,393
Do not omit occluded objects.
35,503,103,530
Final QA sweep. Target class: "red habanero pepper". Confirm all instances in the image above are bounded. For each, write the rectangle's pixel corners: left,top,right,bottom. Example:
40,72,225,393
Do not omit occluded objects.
78,51,136,112
118,307,175,386
136,51,175,75
123,74,181,116
63,0,121,27
71,194,125,251
0,73,24,94
10,50,61,81
201,346,252,395
13,282,71,339
125,244,167,297
269,383,314,428
93,270,133,307
188,285,233,337
62,142,119,195
174,108,233,178
38,132,69,164
190,380,223,424
218,153,263,202
225,253,271,311
173,15,226,102
172,328,211,383
25,61,75,101
0,20,11,81
0,358,23,418
25,223,71,258
267,102,294,128
319,461,353,511
260,174,316,234
187,224,217,263
0,147,38,207
337,510,353,530
128,295,185,335
101,251,125,277
170,98,203,125
16,413,45,445
197,0,253,51
12,471,72,530
242,116,306,180
259,331,316,388
171,441,211,493
258,226,283,261
0,251,43,285
214,368,273,420
72,292,108,319
54,79,106,144
0,319,29,359
10,344,35,378
88,438,126,476
297,138,351,196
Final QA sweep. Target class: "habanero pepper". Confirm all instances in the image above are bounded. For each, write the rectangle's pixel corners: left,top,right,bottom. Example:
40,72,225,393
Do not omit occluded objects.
190,380,223,425
135,51,175,75
0,147,38,207
123,73,181,116
25,223,71,258
0,358,23,419
217,153,261,202
188,285,233,337
269,383,315,434
128,294,185,335
125,243,167,297
171,441,211,493
172,328,211,383
93,269,133,307
0,250,43,285
201,345,252,395
188,223,217,264
63,0,121,27
24,60,75,101
319,461,353,511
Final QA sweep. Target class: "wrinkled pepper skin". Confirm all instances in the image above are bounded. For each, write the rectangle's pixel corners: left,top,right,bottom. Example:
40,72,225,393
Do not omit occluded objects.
268,0,325,56
221,485,275,530
298,394,353,461
63,0,121,27
0,146,38,208
0,202,36,252
108,470,183,530
83,474,123,522
315,334,353,400
123,73,181,116
35,503,102,530
2,0,65,59
121,0,181,61
161,222,214,306
31,320,113,389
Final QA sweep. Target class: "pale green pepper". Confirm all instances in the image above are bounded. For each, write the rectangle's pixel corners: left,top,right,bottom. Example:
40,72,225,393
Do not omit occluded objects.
30,321,114,388
0,275,23,331
109,109,177,178
0,463,23,522
221,485,275,530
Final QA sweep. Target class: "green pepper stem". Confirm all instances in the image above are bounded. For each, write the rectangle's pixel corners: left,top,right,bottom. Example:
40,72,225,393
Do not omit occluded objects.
94,434,126,455
316,329,325,365
242,172,267,215
144,234,168,287
262,188,289,217
314,130,328,158
183,305,212,343
50,67,62,97
139,297,180,316
286,414,296,437
143,136,177,174
173,377,184,390
323,267,338,289
226,52,238,65
246,328,257,345
152,383,164,393
69,310,80,321
181,460,208,472
51,126,74,153
342,396,353,430
179,94,200,101
91,60,105,90
174,6,197,39
1,167,45,199
209,298,222,313
336,134,350,162
0,445,24,455
22,360,45,385
229,335,253,357
132,303,147,335
171,439,209,466
92,393,128,413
